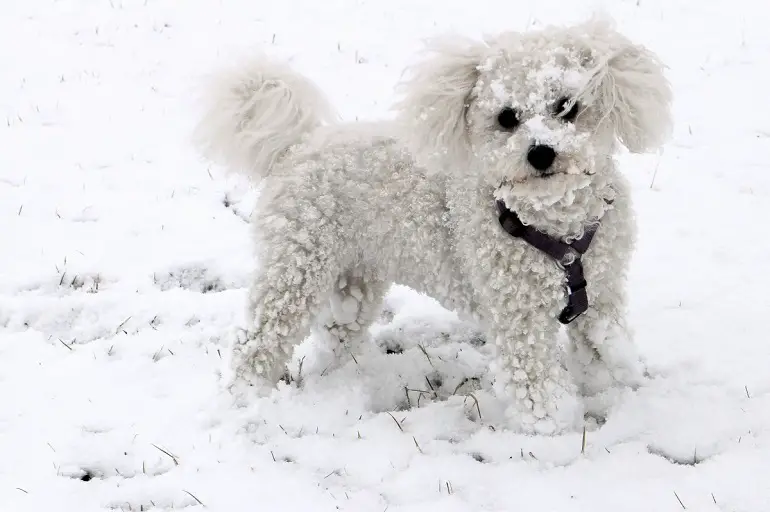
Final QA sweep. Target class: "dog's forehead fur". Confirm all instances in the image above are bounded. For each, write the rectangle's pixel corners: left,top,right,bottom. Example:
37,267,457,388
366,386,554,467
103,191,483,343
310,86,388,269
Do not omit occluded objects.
474,38,595,114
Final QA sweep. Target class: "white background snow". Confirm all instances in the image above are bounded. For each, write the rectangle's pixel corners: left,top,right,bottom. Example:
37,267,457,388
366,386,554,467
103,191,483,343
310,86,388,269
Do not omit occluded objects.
2,0,769,510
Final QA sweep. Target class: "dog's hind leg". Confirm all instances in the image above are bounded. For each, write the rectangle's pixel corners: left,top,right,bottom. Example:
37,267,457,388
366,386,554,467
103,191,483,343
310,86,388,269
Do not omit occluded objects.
312,267,388,364
227,242,339,394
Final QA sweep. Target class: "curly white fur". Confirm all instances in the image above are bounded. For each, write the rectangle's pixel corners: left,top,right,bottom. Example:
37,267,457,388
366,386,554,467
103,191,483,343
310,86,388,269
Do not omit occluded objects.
197,19,672,434
193,56,336,180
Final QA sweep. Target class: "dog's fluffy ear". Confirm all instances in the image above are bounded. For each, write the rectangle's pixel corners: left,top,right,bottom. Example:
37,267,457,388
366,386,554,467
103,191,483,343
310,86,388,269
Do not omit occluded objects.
394,36,487,170
580,20,673,153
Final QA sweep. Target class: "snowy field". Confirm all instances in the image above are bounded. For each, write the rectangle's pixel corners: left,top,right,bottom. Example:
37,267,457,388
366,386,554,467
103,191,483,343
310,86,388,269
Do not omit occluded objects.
2,0,770,510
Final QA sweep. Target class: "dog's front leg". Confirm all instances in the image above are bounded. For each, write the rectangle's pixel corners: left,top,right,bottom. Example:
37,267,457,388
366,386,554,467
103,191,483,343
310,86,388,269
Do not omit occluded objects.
565,280,646,397
488,305,584,435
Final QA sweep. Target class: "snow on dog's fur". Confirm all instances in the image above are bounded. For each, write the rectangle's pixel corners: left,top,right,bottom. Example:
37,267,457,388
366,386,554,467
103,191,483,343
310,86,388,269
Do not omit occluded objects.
195,19,672,434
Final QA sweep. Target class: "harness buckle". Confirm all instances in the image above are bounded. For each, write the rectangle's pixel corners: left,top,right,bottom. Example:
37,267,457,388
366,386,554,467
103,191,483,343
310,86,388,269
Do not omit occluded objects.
559,285,588,324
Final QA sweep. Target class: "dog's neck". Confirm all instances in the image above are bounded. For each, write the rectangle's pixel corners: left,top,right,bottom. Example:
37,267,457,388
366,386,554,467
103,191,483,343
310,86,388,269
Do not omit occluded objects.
448,165,617,241
496,176,616,239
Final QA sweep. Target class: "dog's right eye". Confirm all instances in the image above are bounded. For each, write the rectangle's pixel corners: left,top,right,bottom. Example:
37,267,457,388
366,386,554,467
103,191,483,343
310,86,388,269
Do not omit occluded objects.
496,108,519,131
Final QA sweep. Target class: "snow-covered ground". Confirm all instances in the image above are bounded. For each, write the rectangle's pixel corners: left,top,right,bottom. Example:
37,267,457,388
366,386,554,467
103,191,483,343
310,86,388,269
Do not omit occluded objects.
2,0,770,510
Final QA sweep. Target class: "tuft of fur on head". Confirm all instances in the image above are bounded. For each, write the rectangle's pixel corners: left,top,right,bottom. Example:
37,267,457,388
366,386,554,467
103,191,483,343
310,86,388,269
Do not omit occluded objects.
393,36,488,172
193,56,336,182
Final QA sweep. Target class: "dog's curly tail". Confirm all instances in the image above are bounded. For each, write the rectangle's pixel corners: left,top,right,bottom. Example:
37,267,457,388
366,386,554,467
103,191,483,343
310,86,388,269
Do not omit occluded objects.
193,56,336,182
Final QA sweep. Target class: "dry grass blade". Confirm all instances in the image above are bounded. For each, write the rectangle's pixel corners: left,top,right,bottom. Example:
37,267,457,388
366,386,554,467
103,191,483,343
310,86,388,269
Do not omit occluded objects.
424,376,438,397
345,346,359,365
417,344,434,367
464,393,482,421
745,385,751,399
58,338,73,351
412,436,423,454
386,412,404,432
116,316,132,335
650,152,663,189
183,490,205,507
581,426,587,454
674,491,686,510
151,444,179,466
452,378,467,395
16,488,28,494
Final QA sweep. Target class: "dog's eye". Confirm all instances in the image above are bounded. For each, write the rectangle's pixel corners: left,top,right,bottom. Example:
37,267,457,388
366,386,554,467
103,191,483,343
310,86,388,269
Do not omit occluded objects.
496,107,519,130
554,97,579,122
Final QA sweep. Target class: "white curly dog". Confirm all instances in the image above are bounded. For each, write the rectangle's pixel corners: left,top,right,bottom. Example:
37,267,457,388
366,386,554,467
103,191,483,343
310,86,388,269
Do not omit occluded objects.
195,19,672,434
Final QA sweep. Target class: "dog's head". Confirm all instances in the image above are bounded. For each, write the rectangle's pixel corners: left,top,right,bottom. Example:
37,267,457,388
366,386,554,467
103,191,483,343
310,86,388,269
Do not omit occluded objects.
397,19,672,208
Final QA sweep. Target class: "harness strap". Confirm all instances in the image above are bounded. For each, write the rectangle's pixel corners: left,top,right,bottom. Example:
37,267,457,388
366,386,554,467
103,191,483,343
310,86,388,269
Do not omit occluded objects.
495,199,599,324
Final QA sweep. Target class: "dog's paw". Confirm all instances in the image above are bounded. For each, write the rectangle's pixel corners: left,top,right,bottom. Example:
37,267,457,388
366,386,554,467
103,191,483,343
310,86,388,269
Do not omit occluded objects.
571,353,647,397
610,356,647,391
503,371,584,435
225,374,276,406
225,327,289,394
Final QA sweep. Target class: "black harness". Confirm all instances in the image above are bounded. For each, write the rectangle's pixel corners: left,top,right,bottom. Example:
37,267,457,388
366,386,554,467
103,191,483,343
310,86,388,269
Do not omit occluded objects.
495,199,600,324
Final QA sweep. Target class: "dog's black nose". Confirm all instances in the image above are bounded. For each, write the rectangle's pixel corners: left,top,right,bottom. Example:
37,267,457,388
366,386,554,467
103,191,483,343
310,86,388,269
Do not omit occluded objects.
527,144,556,172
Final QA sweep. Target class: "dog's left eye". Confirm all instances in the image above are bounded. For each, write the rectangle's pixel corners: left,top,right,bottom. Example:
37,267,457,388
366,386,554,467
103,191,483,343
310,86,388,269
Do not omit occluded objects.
554,97,579,122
